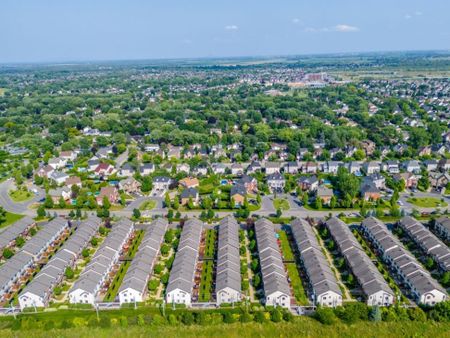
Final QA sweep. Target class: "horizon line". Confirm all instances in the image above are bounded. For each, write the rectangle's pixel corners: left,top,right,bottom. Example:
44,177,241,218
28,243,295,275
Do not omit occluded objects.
1,48,450,67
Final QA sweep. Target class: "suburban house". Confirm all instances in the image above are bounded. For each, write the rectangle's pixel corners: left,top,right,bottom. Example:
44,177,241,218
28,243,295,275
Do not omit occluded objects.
65,176,82,189
179,177,200,189
403,160,421,174
119,163,135,177
48,158,67,170
393,172,418,189
285,161,300,174
36,165,54,178
49,187,72,203
211,163,227,175
297,176,319,192
231,163,244,176
323,161,341,174
119,177,142,194
230,184,246,206
363,162,381,175
49,171,70,185
237,174,257,193
265,162,282,175
176,163,190,174
316,186,333,205
153,176,173,191
60,150,78,162
429,172,450,190
180,188,199,206
94,163,116,178
139,163,155,176
383,160,400,174
360,183,381,201
303,162,318,174
266,173,285,193
96,186,119,206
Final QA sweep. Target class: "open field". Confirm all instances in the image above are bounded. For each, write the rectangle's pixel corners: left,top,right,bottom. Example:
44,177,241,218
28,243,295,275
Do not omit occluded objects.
406,197,447,208
0,212,24,229
0,317,448,338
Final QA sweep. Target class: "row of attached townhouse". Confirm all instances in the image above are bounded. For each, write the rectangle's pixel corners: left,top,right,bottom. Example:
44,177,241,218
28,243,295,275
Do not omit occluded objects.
325,217,395,306
19,216,102,309
398,217,450,272
361,217,447,306
0,216,35,252
434,216,450,242
68,219,134,305
118,218,168,304
165,219,203,306
0,218,69,302
290,218,343,307
254,218,291,308
215,216,242,305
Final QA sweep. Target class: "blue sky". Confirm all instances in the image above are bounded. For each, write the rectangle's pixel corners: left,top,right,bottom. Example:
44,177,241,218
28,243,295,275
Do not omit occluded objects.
1,0,449,63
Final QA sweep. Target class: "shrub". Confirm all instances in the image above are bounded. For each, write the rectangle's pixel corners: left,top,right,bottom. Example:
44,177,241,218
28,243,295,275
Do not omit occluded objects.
181,312,194,325
270,309,282,322
315,307,337,325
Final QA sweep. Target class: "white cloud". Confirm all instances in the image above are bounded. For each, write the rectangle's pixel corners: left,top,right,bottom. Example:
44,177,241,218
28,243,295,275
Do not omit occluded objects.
405,11,422,19
292,18,301,24
333,24,359,32
305,24,359,33
225,25,238,31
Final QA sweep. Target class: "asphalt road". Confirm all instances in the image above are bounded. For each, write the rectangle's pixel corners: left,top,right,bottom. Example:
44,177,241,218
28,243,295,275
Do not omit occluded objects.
0,179,44,214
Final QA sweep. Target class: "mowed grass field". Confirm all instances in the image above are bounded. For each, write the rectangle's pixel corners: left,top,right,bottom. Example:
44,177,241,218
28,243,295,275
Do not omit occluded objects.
273,198,290,211
406,197,448,208
9,189,33,202
0,318,449,338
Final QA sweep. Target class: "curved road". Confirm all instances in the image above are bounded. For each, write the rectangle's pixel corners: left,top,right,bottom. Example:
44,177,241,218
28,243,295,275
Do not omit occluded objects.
0,179,44,215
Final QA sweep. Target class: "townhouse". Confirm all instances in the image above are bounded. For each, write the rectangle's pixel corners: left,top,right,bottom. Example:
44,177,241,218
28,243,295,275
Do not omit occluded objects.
166,219,203,306
0,218,69,302
290,218,342,307
254,218,291,308
119,219,168,304
19,217,102,309
325,217,395,306
69,219,134,304
215,216,242,305
398,217,450,272
0,216,36,252
434,216,450,241
361,217,447,306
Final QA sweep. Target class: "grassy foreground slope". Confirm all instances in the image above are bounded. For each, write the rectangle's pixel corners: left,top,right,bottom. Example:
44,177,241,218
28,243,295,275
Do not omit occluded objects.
1,318,449,338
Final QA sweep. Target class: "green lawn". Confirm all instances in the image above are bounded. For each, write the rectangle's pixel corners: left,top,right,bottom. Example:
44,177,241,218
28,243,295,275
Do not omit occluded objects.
198,229,216,302
103,230,144,301
406,197,447,208
8,189,33,202
273,198,290,211
277,231,309,305
139,200,157,210
0,212,24,229
1,311,447,338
